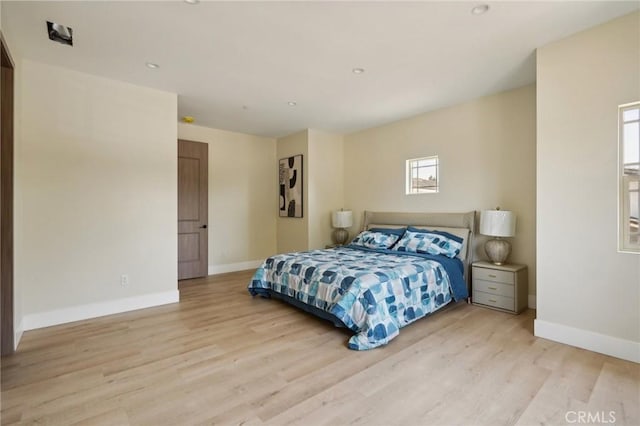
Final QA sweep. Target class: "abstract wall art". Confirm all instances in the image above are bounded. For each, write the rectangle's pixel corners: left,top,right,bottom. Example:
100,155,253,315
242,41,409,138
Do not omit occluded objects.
279,154,303,218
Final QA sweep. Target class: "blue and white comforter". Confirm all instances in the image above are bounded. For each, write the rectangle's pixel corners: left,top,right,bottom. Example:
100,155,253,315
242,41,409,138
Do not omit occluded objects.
248,246,467,350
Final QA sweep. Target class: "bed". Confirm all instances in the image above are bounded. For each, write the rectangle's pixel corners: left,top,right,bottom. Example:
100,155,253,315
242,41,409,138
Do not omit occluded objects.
248,211,475,350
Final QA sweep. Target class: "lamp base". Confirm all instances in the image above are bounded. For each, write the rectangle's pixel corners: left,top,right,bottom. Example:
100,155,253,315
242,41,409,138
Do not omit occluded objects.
484,238,511,265
333,228,349,245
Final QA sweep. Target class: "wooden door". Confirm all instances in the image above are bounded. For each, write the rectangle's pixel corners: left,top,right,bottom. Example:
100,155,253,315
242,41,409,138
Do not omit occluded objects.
1,34,14,355
178,140,208,280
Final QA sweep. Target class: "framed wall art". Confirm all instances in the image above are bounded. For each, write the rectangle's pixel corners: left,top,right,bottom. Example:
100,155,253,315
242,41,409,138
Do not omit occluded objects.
279,154,303,218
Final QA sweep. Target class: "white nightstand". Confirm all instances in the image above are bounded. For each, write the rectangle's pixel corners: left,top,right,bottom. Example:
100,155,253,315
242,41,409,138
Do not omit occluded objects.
472,261,528,314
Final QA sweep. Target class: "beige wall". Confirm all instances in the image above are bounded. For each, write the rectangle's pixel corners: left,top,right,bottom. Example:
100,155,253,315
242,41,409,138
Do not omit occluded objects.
308,129,345,249
177,123,277,271
16,59,178,324
344,85,537,297
276,130,309,253
536,12,640,354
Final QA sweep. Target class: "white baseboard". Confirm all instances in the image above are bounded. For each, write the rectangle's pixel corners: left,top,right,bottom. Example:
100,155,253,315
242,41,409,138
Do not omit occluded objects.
534,319,639,363
23,290,179,331
208,259,263,276
528,295,537,309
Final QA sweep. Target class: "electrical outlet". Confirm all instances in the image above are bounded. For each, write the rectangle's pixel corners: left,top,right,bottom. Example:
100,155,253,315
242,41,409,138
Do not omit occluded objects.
120,274,129,286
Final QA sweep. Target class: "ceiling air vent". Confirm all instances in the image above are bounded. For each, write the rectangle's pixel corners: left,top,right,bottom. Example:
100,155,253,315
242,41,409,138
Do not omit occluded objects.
46,21,73,46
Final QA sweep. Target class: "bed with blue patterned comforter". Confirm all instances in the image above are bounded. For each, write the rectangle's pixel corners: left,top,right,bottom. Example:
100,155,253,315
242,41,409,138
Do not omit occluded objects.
248,245,468,350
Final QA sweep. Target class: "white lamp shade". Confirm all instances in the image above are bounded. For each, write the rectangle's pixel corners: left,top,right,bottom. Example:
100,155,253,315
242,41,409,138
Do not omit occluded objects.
480,210,516,237
332,210,353,228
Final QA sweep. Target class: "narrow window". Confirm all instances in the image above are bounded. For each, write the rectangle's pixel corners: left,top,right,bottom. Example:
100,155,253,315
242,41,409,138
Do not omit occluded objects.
620,102,640,253
406,156,439,194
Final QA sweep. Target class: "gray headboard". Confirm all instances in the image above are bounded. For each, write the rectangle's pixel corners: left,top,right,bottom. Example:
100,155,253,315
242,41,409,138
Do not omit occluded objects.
361,210,476,291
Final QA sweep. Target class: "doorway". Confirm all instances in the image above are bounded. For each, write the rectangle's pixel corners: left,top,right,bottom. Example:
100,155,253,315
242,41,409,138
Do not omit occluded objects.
1,33,15,355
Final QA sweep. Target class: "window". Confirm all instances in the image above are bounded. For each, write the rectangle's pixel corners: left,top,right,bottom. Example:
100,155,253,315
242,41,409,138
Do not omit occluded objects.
619,102,640,253
406,156,439,194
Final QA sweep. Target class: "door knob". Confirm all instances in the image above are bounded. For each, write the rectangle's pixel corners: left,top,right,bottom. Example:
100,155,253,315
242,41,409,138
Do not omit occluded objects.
200,224,207,229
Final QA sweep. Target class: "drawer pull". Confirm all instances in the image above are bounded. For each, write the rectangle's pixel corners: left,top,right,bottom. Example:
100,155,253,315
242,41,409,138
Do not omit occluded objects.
489,299,497,303
488,286,497,290
488,274,497,278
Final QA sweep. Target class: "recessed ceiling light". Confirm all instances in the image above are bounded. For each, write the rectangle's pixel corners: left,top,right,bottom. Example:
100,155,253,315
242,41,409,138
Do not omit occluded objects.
145,62,160,69
184,0,200,4
352,68,365,74
287,101,297,106
471,4,490,15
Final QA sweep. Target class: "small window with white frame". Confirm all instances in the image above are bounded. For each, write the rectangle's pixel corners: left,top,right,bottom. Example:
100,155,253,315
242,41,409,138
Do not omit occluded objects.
406,156,439,194
619,102,639,253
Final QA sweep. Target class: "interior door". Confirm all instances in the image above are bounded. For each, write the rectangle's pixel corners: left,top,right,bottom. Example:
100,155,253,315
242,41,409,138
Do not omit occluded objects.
178,139,208,280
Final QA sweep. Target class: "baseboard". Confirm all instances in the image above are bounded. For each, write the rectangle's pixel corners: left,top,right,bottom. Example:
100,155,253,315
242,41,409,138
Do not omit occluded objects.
528,295,537,309
534,319,639,363
14,318,23,350
208,259,263,276
23,290,180,331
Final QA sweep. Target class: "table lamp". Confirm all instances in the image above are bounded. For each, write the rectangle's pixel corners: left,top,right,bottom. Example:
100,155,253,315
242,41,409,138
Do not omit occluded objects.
480,208,516,265
332,210,353,245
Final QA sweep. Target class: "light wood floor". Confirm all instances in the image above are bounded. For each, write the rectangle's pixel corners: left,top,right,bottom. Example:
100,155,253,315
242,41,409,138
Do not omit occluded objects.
1,270,638,425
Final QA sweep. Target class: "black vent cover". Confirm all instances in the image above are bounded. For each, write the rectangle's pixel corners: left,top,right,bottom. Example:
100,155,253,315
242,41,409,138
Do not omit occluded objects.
47,21,73,46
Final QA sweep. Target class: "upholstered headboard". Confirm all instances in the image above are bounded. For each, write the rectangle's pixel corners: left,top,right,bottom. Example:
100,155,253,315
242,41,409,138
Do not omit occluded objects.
361,211,476,290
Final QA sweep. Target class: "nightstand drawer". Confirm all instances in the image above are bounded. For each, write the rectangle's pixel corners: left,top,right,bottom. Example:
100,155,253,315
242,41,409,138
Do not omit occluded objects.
472,290,514,311
473,279,514,298
473,267,514,285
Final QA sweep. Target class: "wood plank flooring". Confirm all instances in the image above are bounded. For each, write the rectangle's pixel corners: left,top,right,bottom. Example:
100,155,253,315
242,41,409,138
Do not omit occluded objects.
1,270,638,425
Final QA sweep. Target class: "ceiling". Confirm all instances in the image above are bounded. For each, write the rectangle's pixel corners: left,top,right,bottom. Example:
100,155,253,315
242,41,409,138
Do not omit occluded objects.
3,1,639,138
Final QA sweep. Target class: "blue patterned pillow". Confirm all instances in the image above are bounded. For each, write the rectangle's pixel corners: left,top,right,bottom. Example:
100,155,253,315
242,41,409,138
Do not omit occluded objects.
350,231,401,250
392,228,463,258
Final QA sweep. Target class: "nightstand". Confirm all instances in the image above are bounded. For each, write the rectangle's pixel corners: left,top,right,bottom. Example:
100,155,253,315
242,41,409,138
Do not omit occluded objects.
472,261,528,314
